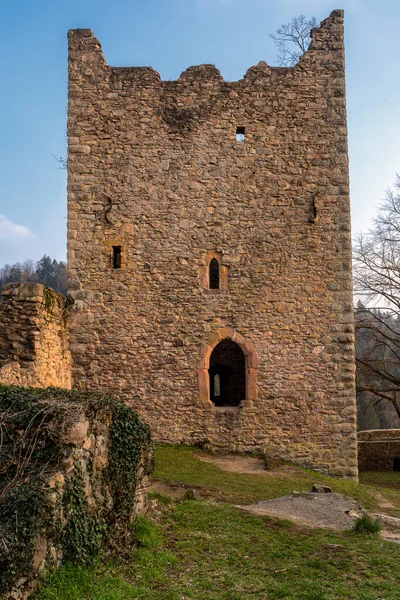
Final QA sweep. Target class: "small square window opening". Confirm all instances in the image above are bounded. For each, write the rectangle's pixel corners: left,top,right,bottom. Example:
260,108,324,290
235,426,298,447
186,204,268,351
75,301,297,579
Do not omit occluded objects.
236,126,246,142
112,246,122,269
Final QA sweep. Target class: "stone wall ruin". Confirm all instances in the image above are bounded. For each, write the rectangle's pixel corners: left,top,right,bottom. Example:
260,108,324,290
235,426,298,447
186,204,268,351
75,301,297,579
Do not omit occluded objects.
67,9,357,477
358,429,400,472
0,386,153,600
0,283,72,388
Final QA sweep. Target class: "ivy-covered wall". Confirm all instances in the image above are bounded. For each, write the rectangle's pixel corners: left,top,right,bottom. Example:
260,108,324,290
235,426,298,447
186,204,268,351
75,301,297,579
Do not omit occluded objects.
0,283,72,389
0,385,153,600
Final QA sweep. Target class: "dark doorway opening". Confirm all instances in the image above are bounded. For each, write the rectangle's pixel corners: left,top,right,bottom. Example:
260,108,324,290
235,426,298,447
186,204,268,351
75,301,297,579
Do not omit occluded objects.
393,457,400,472
209,339,246,407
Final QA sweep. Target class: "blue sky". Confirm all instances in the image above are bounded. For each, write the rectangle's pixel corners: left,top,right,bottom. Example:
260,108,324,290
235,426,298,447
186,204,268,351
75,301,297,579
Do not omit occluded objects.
0,0,399,265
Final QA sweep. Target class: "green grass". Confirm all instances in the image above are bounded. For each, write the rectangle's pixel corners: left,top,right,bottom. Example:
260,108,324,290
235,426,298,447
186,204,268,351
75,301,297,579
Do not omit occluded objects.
35,445,400,600
359,470,400,490
36,502,400,600
153,444,400,511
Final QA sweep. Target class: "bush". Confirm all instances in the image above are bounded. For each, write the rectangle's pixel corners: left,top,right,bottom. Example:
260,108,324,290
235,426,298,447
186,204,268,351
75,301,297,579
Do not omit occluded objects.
353,515,381,534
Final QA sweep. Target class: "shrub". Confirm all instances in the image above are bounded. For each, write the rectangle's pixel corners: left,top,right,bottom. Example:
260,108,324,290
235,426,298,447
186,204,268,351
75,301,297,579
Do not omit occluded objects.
353,515,381,534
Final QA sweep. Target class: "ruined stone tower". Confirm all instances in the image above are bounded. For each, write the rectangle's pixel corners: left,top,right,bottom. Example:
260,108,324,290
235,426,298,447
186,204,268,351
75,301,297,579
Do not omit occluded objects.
67,9,358,477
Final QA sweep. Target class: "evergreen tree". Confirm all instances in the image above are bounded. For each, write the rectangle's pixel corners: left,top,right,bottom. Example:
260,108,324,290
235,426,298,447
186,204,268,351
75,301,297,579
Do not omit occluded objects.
0,256,67,295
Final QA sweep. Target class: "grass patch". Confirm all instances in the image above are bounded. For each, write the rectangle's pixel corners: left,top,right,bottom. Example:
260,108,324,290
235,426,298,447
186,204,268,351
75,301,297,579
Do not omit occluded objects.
271,517,295,528
132,516,164,549
359,470,400,489
153,444,400,512
148,491,173,505
35,444,400,600
36,500,400,600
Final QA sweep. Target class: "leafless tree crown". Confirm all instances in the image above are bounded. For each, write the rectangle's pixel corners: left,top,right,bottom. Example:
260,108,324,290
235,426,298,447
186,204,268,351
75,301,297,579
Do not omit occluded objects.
354,176,400,425
270,15,317,67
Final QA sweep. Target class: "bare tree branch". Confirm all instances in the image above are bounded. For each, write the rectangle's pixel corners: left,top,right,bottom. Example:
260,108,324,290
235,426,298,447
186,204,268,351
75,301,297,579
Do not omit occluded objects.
354,175,400,428
52,154,67,170
270,15,317,67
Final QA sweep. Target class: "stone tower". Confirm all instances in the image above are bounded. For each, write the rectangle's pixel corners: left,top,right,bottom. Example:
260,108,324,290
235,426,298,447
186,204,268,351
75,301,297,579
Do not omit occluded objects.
68,9,357,478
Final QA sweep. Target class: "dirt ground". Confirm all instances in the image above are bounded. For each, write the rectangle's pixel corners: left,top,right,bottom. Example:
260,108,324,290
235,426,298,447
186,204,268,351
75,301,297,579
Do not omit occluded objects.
197,453,299,477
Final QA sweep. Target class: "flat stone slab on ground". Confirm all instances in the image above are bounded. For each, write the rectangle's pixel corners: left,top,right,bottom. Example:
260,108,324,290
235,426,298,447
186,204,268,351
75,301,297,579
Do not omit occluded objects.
371,513,400,530
371,512,400,543
238,492,363,530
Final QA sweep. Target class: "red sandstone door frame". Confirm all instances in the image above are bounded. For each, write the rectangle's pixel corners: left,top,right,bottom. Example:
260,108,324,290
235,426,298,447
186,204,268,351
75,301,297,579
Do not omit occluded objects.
198,327,258,406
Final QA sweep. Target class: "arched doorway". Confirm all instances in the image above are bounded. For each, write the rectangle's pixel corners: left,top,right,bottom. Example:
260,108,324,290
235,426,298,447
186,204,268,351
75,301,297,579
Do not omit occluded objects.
209,339,246,406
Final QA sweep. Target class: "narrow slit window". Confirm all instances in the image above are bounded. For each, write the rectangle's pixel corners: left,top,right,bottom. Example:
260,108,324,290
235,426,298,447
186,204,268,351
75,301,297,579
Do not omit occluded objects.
112,246,122,269
236,126,246,142
209,258,220,289
309,191,319,223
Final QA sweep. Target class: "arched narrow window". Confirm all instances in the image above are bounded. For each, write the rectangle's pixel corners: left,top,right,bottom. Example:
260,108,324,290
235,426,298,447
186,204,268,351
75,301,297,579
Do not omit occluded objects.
209,258,219,289
209,339,246,407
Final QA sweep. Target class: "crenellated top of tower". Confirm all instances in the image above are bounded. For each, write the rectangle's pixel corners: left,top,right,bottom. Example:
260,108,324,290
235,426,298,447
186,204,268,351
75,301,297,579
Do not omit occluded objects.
68,9,345,84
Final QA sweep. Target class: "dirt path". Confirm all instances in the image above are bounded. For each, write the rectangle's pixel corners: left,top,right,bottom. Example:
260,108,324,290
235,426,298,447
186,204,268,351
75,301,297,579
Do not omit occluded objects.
197,453,299,477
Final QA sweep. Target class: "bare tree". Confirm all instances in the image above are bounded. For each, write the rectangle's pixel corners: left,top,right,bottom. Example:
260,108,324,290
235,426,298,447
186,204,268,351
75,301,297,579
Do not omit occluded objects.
270,15,317,67
354,175,400,425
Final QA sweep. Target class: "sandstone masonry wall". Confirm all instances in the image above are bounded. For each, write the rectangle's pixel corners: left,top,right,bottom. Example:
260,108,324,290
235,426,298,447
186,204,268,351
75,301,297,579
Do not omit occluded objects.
0,283,72,388
68,10,358,477
358,430,400,471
